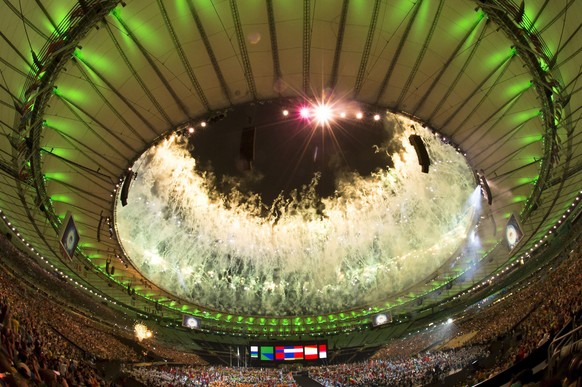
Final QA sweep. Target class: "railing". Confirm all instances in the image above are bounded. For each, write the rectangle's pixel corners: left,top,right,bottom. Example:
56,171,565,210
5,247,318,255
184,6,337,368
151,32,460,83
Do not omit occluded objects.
477,0,570,222
547,319,582,376
11,0,121,235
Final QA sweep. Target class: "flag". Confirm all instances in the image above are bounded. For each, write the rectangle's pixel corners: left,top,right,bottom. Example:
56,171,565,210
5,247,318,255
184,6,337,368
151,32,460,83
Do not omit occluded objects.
319,344,327,359
260,346,274,361
283,346,304,360
250,346,258,358
275,346,285,360
305,345,318,360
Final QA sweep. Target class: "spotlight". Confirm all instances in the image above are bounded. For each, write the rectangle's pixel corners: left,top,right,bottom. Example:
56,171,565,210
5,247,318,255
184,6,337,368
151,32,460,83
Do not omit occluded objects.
188,127,195,134
300,107,311,119
372,313,392,327
200,121,207,127
282,109,289,116
373,114,381,121
356,112,363,119
447,318,453,324
182,315,201,329
340,112,346,118
314,103,332,127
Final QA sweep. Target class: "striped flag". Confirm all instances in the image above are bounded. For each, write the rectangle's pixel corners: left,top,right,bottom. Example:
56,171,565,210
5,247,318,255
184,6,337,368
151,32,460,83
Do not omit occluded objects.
283,345,304,360
275,346,285,360
304,345,318,360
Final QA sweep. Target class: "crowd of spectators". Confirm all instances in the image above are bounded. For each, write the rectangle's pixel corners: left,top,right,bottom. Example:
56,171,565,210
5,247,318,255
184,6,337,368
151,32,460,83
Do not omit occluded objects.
308,346,488,386
299,238,582,386
0,231,580,386
0,269,108,386
124,365,296,386
48,310,140,363
0,234,207,367
0,236,123,325
466,244,582,384
138,340,207,366
371,324,460,360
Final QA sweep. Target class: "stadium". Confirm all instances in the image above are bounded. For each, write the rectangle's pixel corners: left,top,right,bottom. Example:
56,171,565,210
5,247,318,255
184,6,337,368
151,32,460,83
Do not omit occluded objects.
0,0,580,385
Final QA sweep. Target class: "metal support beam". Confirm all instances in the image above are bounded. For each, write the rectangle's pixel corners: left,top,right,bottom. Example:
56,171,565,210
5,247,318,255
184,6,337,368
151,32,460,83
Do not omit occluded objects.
375,0,423,104
328,0,350,90
353,0,381,98
230,0,257,100
302,0,312,94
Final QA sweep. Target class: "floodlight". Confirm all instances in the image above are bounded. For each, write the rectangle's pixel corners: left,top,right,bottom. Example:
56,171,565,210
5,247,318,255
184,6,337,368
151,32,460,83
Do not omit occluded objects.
314,103,332,126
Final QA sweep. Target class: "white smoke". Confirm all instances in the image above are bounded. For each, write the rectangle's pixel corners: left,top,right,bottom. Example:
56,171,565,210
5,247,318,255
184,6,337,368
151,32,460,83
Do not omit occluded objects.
116,113,478,315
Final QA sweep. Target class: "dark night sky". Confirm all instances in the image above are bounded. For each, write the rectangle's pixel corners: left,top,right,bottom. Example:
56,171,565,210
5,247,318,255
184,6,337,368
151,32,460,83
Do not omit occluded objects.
188,101,399,206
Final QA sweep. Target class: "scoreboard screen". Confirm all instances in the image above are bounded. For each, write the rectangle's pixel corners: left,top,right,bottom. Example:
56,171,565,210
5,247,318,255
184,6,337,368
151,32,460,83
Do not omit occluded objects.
250,343,327,361
505,214,524,251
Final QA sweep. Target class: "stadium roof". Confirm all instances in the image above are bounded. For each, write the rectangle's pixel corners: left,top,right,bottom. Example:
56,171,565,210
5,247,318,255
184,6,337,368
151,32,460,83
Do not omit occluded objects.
0,0,579,345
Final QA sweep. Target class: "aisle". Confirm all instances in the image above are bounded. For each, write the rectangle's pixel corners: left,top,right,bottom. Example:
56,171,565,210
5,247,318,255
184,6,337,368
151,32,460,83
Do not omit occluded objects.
293,374,324,387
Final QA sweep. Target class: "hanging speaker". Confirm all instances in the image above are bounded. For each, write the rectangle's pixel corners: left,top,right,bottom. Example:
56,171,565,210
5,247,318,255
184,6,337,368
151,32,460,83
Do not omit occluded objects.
409,135,430,173
478,173,493,205
120,171,134,207
239,126,256,171
97,213,103,242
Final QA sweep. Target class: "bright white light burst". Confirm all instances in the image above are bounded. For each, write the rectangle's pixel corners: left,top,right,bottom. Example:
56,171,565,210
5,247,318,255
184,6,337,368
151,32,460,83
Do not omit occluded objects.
134,322,152,342
116,113,478,315
314,103,333,127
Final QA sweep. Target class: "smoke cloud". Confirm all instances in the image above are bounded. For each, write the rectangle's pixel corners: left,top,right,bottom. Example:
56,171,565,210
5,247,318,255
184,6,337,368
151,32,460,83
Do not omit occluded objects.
116,113,478,315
